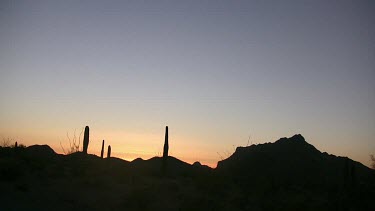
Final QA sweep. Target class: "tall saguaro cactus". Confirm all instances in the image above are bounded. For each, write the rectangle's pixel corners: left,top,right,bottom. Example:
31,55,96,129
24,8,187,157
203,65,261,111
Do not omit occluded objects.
100,140,105,158
83,126,90,154
163,126,169,158
107,145,111,158
162,126,169,174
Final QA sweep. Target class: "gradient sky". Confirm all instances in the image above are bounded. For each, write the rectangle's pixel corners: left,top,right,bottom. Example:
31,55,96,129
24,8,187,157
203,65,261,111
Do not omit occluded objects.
1,0,374,167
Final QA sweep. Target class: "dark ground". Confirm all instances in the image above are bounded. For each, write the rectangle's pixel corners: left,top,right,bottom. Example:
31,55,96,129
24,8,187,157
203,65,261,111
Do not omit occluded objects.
1,135,374,211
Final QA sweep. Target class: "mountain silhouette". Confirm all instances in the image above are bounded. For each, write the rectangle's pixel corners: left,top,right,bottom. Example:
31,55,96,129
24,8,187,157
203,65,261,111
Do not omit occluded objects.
215,134,375,210
1,134,374,210
217,134,375,187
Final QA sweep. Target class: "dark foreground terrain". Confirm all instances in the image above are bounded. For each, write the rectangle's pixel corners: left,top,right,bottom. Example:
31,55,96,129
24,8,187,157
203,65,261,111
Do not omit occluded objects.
1,135,374,210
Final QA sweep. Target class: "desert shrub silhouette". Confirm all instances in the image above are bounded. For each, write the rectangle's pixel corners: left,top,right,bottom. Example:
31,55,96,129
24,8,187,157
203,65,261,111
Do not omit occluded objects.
59,129,82,154
1,137,14,147
0,138,26,148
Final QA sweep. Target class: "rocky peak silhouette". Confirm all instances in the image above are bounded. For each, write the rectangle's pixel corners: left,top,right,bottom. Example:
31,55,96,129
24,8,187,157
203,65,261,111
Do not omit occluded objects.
217,134,375,189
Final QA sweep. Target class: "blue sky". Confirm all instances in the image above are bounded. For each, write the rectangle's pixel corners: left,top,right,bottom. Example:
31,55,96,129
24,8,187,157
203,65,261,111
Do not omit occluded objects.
1,0,374,167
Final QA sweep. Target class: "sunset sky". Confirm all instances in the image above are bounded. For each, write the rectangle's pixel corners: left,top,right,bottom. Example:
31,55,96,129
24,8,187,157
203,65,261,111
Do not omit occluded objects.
1,0,374,167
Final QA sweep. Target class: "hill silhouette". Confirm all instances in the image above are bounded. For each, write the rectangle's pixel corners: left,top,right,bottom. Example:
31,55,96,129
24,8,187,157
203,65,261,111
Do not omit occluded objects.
1,134,374,210
217,134,374,187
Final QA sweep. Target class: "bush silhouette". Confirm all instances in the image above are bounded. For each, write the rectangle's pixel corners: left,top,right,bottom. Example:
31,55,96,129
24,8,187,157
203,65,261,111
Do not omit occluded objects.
59,129,82,154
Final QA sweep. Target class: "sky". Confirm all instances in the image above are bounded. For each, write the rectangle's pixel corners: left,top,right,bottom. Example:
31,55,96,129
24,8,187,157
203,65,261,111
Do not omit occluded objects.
1,0,374,167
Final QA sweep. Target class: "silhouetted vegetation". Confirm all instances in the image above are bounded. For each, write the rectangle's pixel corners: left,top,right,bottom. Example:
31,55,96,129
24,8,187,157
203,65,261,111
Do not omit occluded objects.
162,126,169,174
107,145,111,158
371,154,375,169
101,140,105,158
82,126,89,154
1,137,13,147
59,129,82,154
0,138,26,148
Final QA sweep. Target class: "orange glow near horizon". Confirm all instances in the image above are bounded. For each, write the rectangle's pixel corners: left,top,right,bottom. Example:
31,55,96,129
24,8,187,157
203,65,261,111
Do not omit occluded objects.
2,125,374,169
18,128,222,168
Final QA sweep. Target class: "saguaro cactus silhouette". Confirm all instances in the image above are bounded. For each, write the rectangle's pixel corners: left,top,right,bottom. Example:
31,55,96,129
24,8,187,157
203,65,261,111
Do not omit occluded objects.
83,126,90,154
101,140,105,158
163,126,169,158
107,145,111,158
162,126,169,174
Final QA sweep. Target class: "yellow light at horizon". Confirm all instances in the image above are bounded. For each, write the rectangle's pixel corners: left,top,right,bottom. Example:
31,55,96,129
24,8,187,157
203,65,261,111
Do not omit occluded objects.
0,124,217,167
